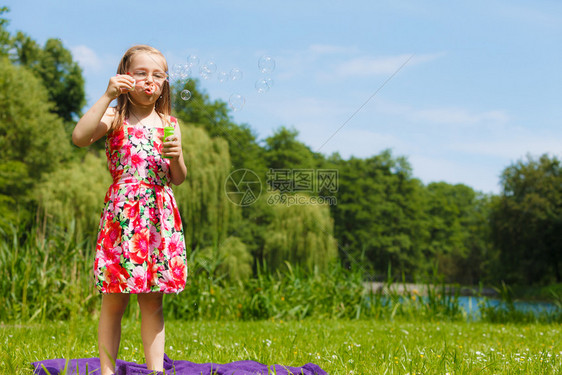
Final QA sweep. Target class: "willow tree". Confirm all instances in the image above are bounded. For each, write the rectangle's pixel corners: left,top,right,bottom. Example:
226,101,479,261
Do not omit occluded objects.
198,236,253,281
34,152,111,241
262,191,338,273
173,123,241,252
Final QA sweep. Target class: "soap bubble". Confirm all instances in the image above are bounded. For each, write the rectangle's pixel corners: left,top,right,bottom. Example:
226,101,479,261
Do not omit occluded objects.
171,64,181,75
171,64,190,81
258,55,275,74
199,69,210,80
230,68,243,81
217,71,229,83
201,60,217,74
199,60,217,80
255,78,274,94
187,54,200,67
180,89,192,101
229,93,245,111
255,79,270,94
170,64,182,81
180,65,191,80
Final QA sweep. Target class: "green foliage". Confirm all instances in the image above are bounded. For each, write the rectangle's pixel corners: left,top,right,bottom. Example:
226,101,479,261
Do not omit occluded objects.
0,57,70,229
329,150,428,278
172,122,239,251
11,33,85,122
263,125,320,170
424,183,495,284
33,152,111,240
262,191,338,273
199,236,253,282
0,6,11,56
0,223,98,322
490,154,562,284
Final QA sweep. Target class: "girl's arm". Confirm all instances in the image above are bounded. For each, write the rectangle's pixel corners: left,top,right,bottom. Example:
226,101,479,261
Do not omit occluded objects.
72,75,134,147
163,121,187,185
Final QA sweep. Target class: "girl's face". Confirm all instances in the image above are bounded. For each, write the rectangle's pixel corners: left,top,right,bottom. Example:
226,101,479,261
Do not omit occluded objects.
127,52,168,105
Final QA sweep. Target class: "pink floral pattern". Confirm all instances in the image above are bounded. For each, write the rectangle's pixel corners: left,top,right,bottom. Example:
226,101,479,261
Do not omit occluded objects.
94,117,187,294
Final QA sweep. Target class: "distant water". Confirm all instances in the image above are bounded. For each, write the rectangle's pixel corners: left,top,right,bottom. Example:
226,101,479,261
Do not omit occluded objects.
457,296,559,318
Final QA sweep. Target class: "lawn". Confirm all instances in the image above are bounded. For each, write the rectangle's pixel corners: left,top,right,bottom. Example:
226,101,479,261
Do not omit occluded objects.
1,318,561,374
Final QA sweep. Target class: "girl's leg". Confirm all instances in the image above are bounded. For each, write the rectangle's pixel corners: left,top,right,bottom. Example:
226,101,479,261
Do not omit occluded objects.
137,292,165,371
98,293,130,375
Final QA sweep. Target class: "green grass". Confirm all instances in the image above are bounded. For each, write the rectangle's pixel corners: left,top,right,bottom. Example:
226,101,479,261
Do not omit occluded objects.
2,318,561,374
2,225,562,373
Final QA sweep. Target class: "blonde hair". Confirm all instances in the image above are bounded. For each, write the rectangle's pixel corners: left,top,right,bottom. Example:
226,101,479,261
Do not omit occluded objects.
110,45,172,131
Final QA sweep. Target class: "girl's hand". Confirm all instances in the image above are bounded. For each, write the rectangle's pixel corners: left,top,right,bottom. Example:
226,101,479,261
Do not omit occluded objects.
162,135,182,160
105,74,135,100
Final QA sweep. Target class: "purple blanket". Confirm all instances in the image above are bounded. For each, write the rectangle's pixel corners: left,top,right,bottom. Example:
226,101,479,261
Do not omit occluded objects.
31,353,327,375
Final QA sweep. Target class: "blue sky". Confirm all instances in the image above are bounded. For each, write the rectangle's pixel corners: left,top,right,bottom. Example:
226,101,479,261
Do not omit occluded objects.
3,0,561,194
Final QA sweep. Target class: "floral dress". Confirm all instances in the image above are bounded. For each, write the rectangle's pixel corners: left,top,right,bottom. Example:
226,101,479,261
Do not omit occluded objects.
94,116,188,294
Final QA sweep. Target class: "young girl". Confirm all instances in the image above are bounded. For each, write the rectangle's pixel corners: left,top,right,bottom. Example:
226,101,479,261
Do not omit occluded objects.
72,45,188,375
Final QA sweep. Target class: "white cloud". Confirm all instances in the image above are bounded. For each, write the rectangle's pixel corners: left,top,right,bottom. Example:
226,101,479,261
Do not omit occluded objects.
449,134,562,160
373,99,509,127
414,108,509,125
71,45,103,72
334,52,445,77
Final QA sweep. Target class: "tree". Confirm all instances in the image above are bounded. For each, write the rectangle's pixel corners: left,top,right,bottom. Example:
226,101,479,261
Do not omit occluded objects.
11,33,85,123
172,123,239,252
263,125,320,170
424,182,495,284
33,152,111,240
329,150,429,279
0,57,70,229
490,154,562,285
262,191,338,273
0,7,11,56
